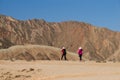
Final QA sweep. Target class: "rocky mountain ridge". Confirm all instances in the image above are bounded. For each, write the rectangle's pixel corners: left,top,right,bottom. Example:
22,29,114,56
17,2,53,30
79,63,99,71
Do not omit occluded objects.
0,15,120,61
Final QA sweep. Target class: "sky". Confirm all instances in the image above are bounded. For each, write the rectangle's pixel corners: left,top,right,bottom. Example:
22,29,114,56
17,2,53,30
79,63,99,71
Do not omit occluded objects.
0,0,120,31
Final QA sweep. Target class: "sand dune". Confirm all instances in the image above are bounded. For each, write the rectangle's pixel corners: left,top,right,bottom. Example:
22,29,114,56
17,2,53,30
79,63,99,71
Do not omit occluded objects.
0,60,120,80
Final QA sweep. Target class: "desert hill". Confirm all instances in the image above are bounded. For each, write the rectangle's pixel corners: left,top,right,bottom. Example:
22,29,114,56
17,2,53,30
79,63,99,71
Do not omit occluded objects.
0,15,120,61
0,45,79,61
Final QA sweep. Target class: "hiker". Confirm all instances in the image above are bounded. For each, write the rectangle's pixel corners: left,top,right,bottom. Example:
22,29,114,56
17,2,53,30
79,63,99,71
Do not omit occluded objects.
77,47,83,61
61,47,67,60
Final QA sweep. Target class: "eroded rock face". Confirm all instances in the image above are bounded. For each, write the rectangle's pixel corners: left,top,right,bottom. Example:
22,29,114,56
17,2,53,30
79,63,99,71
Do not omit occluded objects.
0,15,120,61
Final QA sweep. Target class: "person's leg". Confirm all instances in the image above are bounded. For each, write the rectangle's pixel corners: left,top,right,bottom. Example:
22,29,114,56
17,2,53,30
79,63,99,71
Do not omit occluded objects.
64,55,67,60
80,55,82,61
79,55,81,61
61,54,64,60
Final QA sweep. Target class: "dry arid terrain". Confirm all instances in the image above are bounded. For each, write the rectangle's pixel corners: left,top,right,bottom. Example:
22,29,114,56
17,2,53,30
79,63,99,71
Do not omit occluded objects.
0,45,79,61
0,45,120,80
0,60,120,80
0,15,120,80
0,15,120,61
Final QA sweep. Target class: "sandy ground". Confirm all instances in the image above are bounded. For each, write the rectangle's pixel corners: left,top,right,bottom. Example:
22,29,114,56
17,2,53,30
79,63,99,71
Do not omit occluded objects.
0,60,120,80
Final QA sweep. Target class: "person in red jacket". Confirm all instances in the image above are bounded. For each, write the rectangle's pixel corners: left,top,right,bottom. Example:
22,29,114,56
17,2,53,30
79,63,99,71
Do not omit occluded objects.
77,47,83,61
61,47,67,60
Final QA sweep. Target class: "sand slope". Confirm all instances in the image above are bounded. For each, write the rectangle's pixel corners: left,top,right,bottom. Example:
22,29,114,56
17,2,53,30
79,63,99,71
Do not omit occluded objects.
0,60,120,80
0,45,79,61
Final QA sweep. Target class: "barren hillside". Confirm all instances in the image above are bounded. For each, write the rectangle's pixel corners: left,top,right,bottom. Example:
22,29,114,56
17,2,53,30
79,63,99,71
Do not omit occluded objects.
0,15,120,61
0,45,79,61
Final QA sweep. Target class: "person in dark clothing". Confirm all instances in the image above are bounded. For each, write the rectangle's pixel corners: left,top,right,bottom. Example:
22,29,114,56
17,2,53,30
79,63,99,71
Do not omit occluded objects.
61,47,67,60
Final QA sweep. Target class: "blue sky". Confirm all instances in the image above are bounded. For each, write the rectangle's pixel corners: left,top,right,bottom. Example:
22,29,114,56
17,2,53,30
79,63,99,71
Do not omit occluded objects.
0,0,120,31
